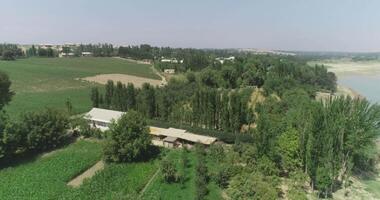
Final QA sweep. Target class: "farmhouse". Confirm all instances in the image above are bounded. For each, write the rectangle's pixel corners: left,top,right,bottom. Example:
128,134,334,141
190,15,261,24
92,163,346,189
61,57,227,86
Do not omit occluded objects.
85,108,124,131
150,126,217,148
84,108,217,147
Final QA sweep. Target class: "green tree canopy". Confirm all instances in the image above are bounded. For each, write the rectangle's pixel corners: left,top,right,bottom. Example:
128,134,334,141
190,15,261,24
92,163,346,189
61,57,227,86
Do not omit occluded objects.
0,71,14,110
103,110,152,162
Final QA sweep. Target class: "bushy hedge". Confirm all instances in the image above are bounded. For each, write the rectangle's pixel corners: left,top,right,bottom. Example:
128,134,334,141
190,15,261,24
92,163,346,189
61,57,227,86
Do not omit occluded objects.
147,119,253,144
0,109,70,160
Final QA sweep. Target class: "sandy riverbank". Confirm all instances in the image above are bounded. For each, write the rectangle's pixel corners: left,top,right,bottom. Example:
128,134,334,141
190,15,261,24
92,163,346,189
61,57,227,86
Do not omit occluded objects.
336,84,364,99
309,59,380,76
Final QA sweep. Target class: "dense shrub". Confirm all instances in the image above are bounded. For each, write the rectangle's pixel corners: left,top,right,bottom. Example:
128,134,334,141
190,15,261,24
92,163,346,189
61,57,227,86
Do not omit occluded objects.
213,166,233,188
160,158,178,183
103,110,152,163
226,172,278,200
19,109,69,151
0,71,14,110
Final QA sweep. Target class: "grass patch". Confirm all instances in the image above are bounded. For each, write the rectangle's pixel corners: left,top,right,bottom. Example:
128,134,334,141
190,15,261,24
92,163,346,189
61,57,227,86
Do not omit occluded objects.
0,57,159,117
364,180,380,199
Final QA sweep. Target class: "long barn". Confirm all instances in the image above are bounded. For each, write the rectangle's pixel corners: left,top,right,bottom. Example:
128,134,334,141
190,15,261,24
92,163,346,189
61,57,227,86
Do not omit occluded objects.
85,108,217,147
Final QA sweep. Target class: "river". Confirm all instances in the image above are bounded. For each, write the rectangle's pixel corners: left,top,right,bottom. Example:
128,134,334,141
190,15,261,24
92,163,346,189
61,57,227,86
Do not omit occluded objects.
314,60,380,104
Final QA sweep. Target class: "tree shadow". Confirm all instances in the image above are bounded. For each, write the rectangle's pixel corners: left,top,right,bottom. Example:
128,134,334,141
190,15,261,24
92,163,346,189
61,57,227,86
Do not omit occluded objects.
0,136,77,170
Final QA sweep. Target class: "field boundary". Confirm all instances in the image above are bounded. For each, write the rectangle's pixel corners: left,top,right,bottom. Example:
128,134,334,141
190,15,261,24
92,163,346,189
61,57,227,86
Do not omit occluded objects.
139,167,160,197
67,160,105,188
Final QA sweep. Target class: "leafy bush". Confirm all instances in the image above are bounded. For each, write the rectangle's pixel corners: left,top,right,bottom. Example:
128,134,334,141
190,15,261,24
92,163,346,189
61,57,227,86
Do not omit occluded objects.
160,158,178,183
103,110,152,163
213,166,232,188
226,172,278,200
21,109,70,151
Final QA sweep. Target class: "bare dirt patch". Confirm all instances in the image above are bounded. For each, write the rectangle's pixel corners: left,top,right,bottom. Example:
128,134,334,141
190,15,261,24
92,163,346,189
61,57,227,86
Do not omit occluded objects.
67,160,105,188
78,74,163,87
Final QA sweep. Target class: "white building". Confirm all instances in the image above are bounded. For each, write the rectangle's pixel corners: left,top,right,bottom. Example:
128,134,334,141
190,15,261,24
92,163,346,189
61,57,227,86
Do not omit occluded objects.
215,56,235,64
160,58,179,63
85,108,124,131
59,52,75,58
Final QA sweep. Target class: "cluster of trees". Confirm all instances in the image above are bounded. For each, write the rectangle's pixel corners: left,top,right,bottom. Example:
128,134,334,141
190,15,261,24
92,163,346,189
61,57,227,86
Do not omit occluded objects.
0,71,70,163
251,89,380,197
0,44,24,60
89,53,380,198
76,43,114,57
25,43,115,58
91,55,336,137
103,110,152,163
118,44,239,72
91,80,253,135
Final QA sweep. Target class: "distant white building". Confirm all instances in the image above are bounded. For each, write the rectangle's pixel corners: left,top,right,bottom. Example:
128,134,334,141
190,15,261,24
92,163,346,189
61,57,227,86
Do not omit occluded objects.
59,52,75,58
160,58,179,63
216,56,235,64
164,69,175,74
81,52,93,57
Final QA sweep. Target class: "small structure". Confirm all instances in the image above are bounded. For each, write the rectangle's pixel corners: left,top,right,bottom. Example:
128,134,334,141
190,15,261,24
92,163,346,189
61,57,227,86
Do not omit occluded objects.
84,108,124,131
215,56,235,64
164,69,175,74
81,52,93,57
160,58,179,63
59,52,75,58
150,127,217,148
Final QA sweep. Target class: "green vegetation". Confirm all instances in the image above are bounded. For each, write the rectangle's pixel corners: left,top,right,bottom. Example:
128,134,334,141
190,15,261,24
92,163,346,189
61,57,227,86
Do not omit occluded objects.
143,149,222,200
0,140,159,199
103,110,152,163
0,57,159,116
0,44,23,60
0,45,379,199
63,159,158,199
0,140,102,199
0,71,13,110
91,53,379,198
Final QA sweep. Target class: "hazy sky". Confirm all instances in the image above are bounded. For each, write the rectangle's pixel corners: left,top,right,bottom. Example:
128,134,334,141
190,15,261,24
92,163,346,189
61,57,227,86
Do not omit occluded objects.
1,0,379,52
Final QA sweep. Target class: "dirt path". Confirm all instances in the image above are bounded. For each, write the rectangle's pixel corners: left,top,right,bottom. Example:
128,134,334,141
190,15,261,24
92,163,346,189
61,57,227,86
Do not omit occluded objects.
150,65,167,85
139,168,160,198
67,160,105,188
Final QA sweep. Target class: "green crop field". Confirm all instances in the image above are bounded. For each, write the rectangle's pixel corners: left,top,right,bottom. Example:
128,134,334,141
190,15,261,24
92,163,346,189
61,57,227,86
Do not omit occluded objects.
0,140,159,200
0,57,160,117
0,140,102,199
142,150,222,200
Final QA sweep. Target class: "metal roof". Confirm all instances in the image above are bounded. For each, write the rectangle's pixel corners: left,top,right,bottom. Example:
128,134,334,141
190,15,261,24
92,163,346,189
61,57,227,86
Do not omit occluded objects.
150,127,217,145
163,136,178,143
85,108,125,123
